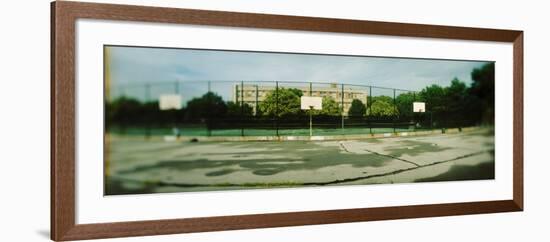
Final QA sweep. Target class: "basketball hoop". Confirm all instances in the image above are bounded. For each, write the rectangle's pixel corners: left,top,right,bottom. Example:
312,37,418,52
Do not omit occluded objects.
301,96,323,137
413,102,426,113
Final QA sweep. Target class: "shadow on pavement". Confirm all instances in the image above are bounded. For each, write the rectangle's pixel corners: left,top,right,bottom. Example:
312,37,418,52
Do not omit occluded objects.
414,160,495,183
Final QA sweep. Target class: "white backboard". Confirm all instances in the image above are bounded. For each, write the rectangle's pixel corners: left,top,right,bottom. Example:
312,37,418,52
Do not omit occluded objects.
159,94,182,110
413,102,426,112
301,96,323,110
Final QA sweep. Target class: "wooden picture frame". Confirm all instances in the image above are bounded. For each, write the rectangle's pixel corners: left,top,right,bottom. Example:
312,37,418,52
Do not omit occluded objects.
51,1,523,241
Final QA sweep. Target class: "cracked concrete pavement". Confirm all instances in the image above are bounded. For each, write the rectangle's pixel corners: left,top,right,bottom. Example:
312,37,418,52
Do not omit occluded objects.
105,129,494,194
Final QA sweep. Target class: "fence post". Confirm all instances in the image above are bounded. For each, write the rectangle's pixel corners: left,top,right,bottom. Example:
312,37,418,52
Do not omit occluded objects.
207,81,212,135
255,85,259,116
413,91,417,133
241,81,244,136
369,86,372,134
207,82,212,137
341,84,345,133
393,88,396,133
174,81,180,138
309,107,313,137
413,92,418,132
275,81,279,137
145,83,151,139
119,84,127,134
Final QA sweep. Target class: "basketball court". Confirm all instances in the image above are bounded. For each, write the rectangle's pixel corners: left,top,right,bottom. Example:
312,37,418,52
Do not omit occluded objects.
105,128,494,194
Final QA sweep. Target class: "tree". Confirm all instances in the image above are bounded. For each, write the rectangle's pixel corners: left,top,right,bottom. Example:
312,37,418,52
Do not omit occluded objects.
371,95,393,104
185,92,227,120
370,99,398,116
314,96,341,116
419,84,446,112
348,99,366,117
226,101,253,118
106,96,144,125
369,96,398,117
141,101,179,125
105,96,187,130
470,63,495,124
395,92,416,119
258,88,303,117
445,78,468,121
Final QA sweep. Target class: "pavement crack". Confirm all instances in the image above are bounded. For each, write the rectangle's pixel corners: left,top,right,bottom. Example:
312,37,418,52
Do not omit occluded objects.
362,148,421,167
338,141,352,153
339,141,420,167
312,150,491,186
108,150,492,189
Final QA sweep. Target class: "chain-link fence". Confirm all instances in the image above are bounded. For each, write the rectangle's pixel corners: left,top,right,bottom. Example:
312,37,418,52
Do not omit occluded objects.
106,80,472,138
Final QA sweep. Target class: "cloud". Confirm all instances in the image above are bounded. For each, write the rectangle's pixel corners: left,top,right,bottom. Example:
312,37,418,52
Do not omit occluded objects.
107,46,490,101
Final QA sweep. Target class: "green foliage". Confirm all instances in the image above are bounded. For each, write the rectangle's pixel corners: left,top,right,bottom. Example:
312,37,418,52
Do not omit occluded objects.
446,78,468,120
419,84,446,111
106,96,142,125
185,92,227,120
418,84,448,126
106,96,183,127
369,97,398,116
258,88,303,117
395,92,416,119
417,73,491,127
348,99,366,117
368,96,398,117
106,63,495,129
470,63,495,123
372,95,393,104
226,101,254,117
314,96,341,116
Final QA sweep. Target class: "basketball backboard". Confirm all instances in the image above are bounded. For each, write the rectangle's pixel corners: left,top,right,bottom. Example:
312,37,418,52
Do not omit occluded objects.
159,94,182,110
413,102,426,112
301,96,323,110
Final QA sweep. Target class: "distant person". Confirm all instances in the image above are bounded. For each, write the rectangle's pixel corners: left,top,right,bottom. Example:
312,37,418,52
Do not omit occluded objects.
172,127,180,138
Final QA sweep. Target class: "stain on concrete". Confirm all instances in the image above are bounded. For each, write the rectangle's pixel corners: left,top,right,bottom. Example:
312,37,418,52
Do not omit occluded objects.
118,141,392,177
105,177,156,195
385,140,451,157
106,130,495,195
414,160,495,182
205,169,238,176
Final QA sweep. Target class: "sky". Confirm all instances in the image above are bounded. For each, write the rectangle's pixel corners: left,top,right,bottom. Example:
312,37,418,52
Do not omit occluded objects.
106,46,490,101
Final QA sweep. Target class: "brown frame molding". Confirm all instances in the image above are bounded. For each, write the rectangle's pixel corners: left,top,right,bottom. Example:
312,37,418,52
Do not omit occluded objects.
51,1,523,241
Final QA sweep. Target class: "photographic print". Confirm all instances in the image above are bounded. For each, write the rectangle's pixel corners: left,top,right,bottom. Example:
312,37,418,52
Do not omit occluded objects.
104,45,495,195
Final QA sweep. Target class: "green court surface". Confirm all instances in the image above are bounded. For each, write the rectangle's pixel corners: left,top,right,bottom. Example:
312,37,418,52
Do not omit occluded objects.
108,126,420,137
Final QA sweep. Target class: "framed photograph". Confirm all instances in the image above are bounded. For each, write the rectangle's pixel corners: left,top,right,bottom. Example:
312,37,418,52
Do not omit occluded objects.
51,1,523,241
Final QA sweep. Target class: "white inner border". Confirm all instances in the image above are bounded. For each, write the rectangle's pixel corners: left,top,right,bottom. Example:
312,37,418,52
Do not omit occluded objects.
76,19,514,224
